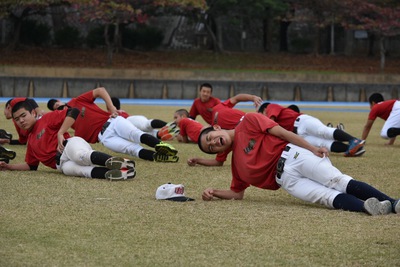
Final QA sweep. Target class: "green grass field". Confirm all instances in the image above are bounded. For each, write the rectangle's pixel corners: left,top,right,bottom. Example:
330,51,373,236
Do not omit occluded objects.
1,103,399,267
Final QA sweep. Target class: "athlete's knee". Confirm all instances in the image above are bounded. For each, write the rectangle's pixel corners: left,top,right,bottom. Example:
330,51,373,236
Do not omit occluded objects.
328,174,352,192
380,130,389,139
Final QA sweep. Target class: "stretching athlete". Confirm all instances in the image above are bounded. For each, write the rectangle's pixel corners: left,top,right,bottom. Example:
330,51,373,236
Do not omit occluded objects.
46,87,178,163
0,100,136,180
198,112,399,216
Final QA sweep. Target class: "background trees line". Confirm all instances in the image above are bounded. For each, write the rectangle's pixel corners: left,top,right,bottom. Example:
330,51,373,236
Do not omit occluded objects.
0,0,399,71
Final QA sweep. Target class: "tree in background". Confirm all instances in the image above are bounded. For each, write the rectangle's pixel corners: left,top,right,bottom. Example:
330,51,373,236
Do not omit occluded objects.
0,0,64,50
67,0,206,65
202,0,287,53
289,0,343,55
341,0,400,72
67,0,146,66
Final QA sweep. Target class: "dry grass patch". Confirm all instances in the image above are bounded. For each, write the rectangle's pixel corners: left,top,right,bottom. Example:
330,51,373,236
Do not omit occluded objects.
1,103,399,267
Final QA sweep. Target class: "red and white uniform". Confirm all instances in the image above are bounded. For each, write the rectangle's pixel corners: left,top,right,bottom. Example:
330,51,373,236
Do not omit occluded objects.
67,90,151,158
265,103,336,151
189,97,220,125
211,99,245,129
231,113,353,208
25,110,71,169
25,109,104,177
67,91,110,143
368,99,400,139
178,118,203,142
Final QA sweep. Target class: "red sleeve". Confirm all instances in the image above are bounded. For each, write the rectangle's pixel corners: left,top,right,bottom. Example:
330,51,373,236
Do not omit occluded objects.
189,99,200,119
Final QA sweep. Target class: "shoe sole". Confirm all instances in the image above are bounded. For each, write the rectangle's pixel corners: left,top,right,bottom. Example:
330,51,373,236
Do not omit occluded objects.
364,198,392,215
0,146,16,159
155,144,178,156
345,148,366,157
106,157,135,170
0,129,12,140
105,169,136,180
348,140,366,156
153,154,179,163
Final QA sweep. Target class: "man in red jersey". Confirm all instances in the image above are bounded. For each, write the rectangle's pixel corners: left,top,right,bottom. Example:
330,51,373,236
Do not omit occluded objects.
173,109,204,143
0,100,136,180
189,83,221,125
258,102,365,157
187,93,262,167
197,112,400,216
2,97,46,145
211,93,262,129
47,87,178,163
362,92,400,145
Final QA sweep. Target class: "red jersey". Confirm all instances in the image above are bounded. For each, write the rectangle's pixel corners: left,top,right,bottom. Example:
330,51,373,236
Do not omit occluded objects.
67,91,110,143
178,118,203,142
25,109,71,169
189,97,220,125
10,98,39,144
230,113,287,192
368,99,397,121
265,103,301,131
211,99,245,129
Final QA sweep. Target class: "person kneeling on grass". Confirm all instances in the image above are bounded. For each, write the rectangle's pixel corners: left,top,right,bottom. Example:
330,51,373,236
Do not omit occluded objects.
0,100,135,180
198,112,399,216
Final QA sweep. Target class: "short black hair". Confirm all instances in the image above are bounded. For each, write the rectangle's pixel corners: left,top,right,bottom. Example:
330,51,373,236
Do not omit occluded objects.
5,99,12,108
175,109,189,117
111,97,120,110
257,102,270,113
200,83,213,92
369,93,384,104
47,99,59,111
197,126,217,154
12,100,34,116
287,104,300,113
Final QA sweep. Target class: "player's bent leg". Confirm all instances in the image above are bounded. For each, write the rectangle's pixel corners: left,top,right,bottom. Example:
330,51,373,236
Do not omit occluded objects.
387,127,400,138
62,137,94,166
100,135,142,158
276,172,340,208
127,115,151,132
60,160,94,178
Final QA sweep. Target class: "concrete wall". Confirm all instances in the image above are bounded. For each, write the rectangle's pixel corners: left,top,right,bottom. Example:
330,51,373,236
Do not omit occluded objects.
0,66,399,101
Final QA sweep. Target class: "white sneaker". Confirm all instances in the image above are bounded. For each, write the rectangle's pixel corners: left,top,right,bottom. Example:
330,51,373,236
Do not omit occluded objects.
364,198,392,215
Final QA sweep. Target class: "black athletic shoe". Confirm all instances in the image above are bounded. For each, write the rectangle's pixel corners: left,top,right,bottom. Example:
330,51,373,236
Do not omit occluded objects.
0,145,16,159
0,129,12,140
0,157,10,163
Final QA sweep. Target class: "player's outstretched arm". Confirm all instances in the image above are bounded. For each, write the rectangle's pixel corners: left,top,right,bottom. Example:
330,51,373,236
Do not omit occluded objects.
362,119,374,140
230,94,263,107
187,157,224,167
202,188,244,201
269,125,328,158
0,162,31,171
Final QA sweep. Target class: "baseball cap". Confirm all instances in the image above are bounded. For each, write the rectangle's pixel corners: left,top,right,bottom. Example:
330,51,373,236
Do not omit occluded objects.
155,183,195,202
